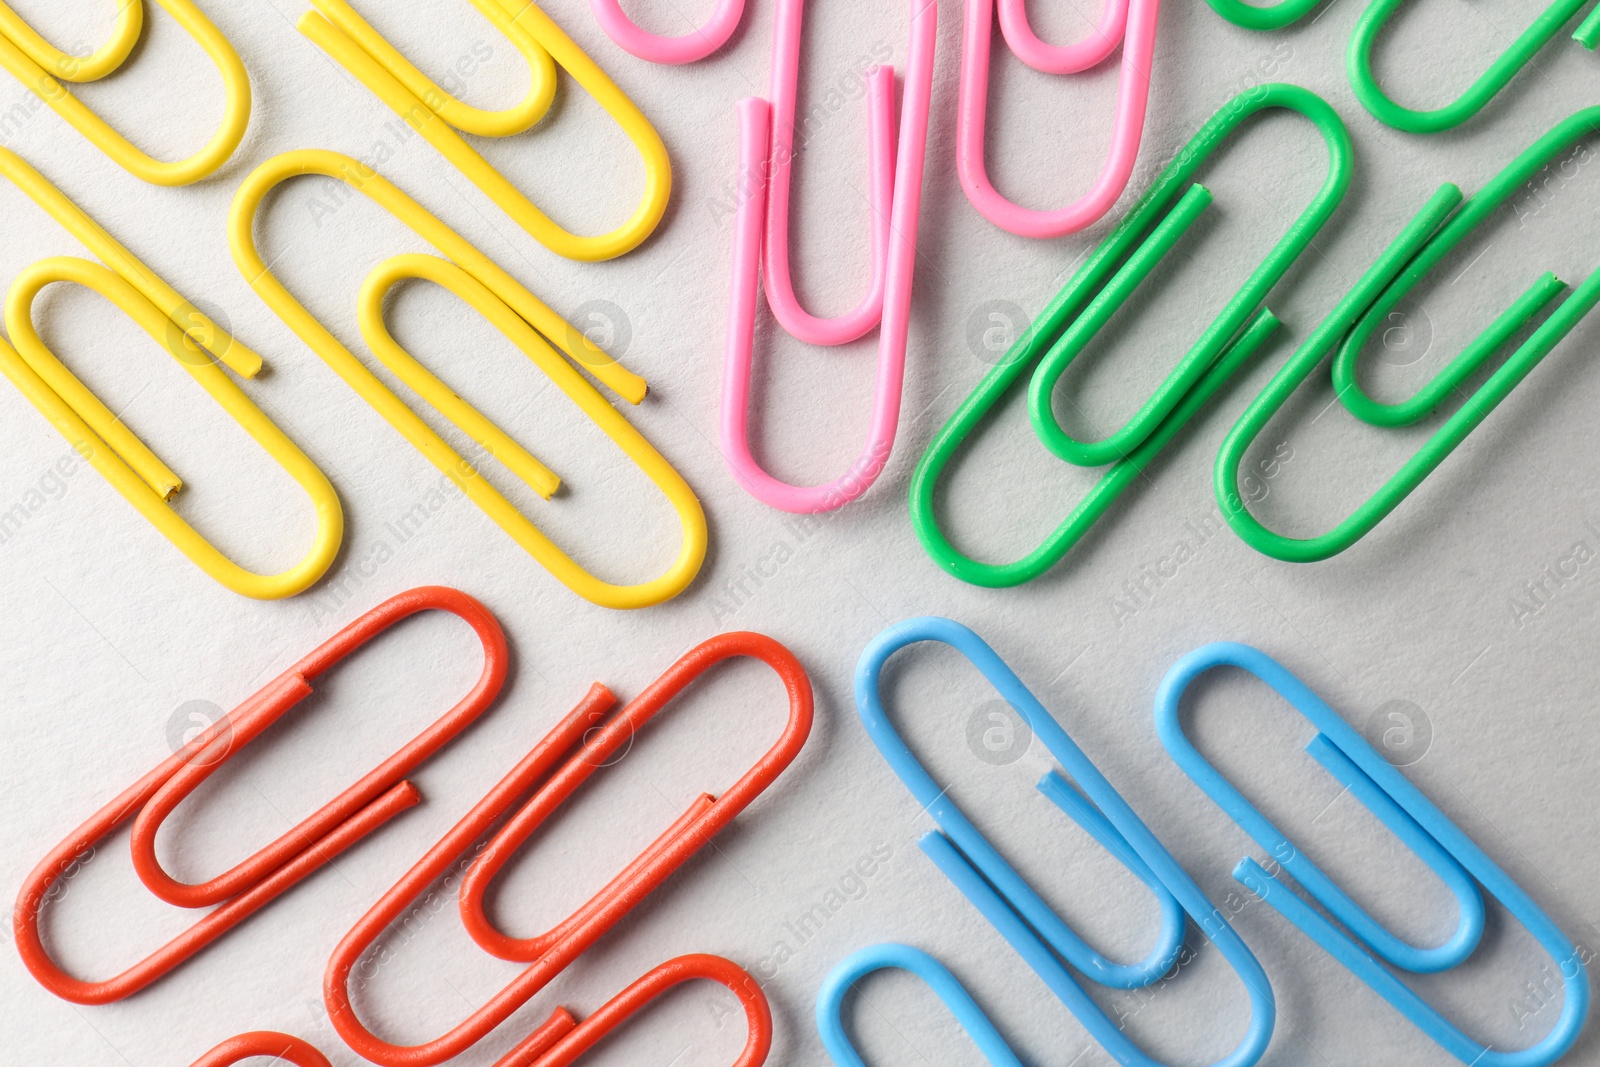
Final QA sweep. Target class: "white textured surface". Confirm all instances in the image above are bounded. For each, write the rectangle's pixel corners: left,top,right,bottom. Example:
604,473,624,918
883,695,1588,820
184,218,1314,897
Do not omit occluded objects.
1,1,1598,1065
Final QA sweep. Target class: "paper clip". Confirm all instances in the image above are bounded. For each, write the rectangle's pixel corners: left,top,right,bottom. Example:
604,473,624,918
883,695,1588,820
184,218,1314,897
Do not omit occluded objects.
1350,0,1600,133
818,945,1027,1067
1203,0,1324,30
299,0,669,262
958,0,1157,238
911,84,1351,587
992,0,1129,73
1217,108,1600,562
12,587,507,1005
189,1033,331,1067
1025,85,1350,467
230,149,706,609
480,955,771,1067
721,0,935,513
0,151,340,600
323,631,811,1065
589,0,745,64
845,616,1275,1065
1157,642,1591,1067
0,1,249,185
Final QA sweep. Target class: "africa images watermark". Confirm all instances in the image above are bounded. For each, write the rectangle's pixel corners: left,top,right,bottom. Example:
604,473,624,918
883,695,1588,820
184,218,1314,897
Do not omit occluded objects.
1107,443,1295,628
345,842,490,993
1507,138,1598,230
749,842,896,983
1507,518,1600,630
1112,855,1284,1032
0,37,95,147
966,698,1033,766
0,442,94,548
304,40,499,229
1131,42,1295,190
1509,937,1596,1032
304,448,487,626
706,441,891,626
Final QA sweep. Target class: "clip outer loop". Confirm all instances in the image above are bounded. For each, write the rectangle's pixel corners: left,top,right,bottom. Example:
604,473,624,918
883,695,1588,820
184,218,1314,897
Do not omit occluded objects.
589,0,746,64
0,150,339,598
0,0,250,185
188,1033,332,1067
1348,0,1598,133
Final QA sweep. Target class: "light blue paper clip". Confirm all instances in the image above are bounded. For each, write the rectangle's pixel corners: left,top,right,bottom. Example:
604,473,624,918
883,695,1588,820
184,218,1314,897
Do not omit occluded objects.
820,616,1275,1066
818,944,1025,1067
1157,642,1590,1067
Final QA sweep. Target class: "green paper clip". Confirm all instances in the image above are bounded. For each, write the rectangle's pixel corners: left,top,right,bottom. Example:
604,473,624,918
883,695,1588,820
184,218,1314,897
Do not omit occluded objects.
1217,109,1600,561
910,83,1352,588
1350,0,1600,134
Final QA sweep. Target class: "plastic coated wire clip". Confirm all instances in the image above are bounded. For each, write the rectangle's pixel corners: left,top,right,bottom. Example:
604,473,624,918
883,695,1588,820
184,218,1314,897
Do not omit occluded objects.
229,148,706,609
1349,0,1600,133
957,0,1157,238
1157,642,1590,1067
0,1,249,184
188,1033,332,1067
1192,0,1599,131
299,0,670,262
468,955,771,1067
721,0,936,513
823,616,1275,1066
821,945,1030,1067
0,150,341,600
12,587,507,1005
323,631,812,1066
1205,0,1324,30
1216,107,1600,562
911,84,1351,587
589,0,745,64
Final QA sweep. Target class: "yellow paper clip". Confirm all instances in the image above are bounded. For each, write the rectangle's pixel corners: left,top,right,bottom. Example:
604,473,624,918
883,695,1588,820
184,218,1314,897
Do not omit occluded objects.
298,1,670,262
229,149,707,609
0,151,341,598
0,1,250,185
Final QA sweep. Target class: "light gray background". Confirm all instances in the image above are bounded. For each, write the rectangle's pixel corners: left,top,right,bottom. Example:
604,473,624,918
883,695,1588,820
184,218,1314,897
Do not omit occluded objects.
1,1,1597,1064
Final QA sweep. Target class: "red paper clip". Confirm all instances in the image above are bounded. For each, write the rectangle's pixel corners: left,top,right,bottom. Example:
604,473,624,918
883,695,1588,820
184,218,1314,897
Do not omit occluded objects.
189,1033,332,1067
325,631,813,1067
493,955,771,1067
13,586,507,1005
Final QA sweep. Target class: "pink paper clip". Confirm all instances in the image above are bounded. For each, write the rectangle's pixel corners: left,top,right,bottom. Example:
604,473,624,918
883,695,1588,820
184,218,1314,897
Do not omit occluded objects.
721,0,936,513
959,0,1160,238
998,0,1130,73
589,0,745,64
